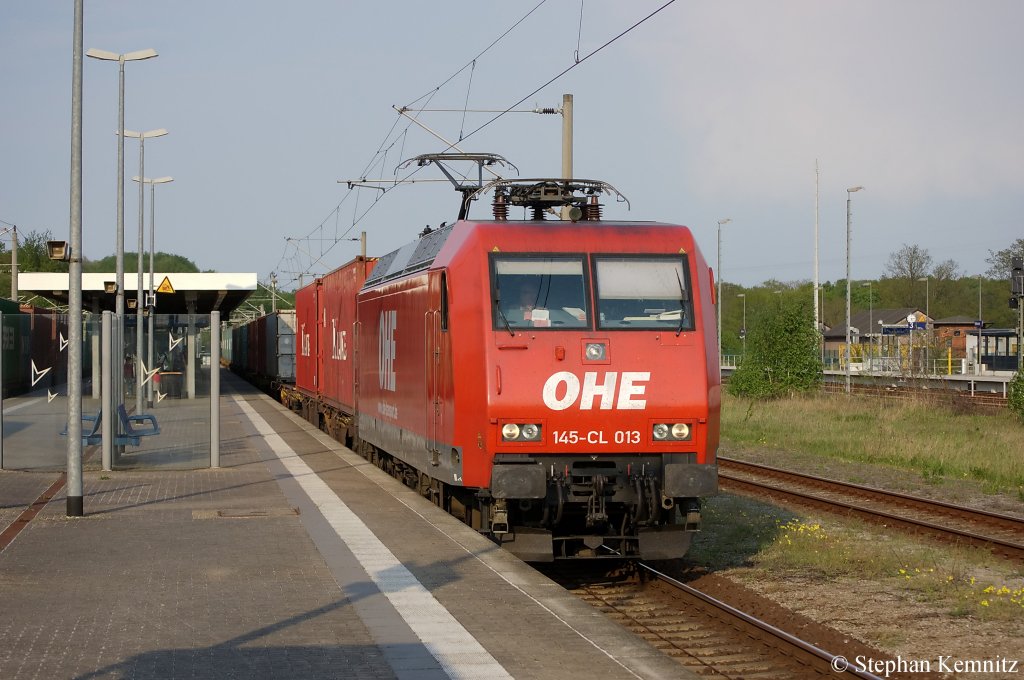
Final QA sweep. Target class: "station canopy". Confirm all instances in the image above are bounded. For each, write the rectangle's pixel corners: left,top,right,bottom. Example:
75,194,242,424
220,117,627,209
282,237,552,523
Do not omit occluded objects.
17,272,257,315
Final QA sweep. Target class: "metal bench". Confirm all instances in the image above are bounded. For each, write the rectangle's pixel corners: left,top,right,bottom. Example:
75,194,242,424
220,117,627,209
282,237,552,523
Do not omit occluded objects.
60,410,103,446
115,404,160,447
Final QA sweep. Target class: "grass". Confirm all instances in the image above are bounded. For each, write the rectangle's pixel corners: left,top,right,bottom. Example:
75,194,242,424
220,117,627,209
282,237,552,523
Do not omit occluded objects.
720,392,1024,492
703,392,1024,624
757,516,1024,621
690,493,1024,622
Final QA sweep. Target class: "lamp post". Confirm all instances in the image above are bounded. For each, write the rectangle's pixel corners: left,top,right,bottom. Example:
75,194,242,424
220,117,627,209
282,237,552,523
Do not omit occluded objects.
977,274,983,374
917,275,930,321
845,186,864,394
716,218,731,363
124,128,167,412
736,293,747,356
917,275,930,372
85,48,157,319
133,175,173,407
66,0,85,516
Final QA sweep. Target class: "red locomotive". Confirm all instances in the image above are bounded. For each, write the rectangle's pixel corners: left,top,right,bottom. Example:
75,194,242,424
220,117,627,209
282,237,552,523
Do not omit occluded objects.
275,161,720,561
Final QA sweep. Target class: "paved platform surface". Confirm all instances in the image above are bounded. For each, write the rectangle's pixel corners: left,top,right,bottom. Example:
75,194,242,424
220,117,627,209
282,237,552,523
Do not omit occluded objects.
0,372,694,679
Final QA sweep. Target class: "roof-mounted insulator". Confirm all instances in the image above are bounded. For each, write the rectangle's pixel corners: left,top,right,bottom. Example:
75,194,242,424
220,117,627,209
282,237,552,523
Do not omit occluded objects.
492,192,508,221
466,178,629,222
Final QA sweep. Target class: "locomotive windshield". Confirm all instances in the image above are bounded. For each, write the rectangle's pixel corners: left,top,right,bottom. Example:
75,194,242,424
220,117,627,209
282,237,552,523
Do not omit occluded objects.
593,256,695,331
492,256,589,329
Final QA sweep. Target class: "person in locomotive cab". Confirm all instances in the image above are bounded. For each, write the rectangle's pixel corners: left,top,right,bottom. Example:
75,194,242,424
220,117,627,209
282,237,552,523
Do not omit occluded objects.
506,279,550,327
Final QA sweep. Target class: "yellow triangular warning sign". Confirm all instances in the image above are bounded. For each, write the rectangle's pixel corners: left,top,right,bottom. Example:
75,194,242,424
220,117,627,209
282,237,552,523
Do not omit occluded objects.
156,276,175,294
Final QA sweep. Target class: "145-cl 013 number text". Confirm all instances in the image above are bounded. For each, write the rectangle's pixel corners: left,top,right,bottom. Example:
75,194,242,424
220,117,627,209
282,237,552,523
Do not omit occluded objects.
552,430,641,445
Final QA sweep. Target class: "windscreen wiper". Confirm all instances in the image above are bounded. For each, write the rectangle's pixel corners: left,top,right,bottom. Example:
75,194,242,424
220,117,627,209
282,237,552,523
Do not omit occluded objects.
675,270,689,337
494,280,515,336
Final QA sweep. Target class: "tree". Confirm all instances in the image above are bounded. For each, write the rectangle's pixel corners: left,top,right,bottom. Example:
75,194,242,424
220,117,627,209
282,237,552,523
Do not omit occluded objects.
986,238,1024,278
84,251,200,274
728,297,822,400
932,259,961,282
884,243,933,280
0,229,71,293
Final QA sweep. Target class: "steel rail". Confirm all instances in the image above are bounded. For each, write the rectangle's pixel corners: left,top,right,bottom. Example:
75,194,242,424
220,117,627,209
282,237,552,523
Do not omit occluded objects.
719,458,1024,561
638,562,884,679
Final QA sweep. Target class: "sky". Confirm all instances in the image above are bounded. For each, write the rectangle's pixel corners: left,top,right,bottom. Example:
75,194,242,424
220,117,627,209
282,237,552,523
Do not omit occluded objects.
1,1,1021,291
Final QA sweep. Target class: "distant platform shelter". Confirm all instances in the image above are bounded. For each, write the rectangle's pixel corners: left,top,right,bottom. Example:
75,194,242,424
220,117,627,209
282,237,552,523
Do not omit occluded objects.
17,272,257,316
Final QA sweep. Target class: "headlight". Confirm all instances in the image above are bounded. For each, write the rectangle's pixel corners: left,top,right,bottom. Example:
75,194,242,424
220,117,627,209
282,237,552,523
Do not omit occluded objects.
671,423,691,440
501,423,542,442
584,342,606,361
653,422,693,441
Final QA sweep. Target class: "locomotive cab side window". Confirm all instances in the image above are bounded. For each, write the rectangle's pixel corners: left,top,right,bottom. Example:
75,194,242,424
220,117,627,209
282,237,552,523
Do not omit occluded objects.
593,255,695,331
440,272,449,331
491,255,589,329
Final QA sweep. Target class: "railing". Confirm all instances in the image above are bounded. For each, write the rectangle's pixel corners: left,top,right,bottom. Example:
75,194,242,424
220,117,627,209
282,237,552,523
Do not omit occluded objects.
725,353,1013,381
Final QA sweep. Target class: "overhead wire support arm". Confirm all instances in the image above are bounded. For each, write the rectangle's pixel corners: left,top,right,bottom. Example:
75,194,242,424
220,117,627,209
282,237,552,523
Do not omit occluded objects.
392,106,509,183
396,106,562,115
337,178,452,189
342,181,388,192
283,236,324,269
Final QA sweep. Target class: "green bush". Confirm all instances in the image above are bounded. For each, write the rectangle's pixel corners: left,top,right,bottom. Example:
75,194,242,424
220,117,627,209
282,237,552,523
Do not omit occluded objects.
727,297,822,400
1009,370,1024,423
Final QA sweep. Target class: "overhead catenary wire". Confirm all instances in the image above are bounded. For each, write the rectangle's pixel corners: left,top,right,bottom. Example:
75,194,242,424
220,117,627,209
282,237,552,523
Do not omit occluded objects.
575,0,585,63
455,0,677,147
459,60,476,141
278,1,677,287
401,0,548,111
277,3,551,285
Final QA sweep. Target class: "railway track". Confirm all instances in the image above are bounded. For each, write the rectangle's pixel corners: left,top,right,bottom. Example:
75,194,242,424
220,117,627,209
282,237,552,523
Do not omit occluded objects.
719,457,1024,561
550,563,888,678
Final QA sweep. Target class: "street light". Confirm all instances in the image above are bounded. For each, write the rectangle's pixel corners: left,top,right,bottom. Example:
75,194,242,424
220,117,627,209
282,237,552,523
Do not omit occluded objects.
977,274,983,374
133,175,173,407
918,275,930,373
845,186,864,394
917,276,930,320
736,293,747,356
68,0,84,515
85,47,157,318
716,218,731,363
124,128,168,413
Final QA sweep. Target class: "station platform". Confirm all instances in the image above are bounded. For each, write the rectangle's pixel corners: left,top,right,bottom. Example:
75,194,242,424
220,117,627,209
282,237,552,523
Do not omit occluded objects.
0,372,692,680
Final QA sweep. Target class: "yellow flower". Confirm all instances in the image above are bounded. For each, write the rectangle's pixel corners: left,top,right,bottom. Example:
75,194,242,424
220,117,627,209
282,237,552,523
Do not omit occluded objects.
980,600,990,607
